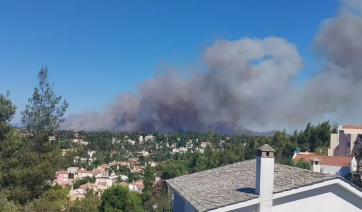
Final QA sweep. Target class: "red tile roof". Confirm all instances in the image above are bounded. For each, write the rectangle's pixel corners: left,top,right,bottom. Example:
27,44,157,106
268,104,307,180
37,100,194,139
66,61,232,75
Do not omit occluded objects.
341,125,362,129
294,153,352,167
93,170,108,174
120,182,128,186
75,170,93,174
97,182,107,187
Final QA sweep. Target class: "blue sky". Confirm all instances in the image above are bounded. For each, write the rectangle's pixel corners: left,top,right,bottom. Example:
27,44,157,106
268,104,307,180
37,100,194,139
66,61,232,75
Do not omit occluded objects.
0,0,338,123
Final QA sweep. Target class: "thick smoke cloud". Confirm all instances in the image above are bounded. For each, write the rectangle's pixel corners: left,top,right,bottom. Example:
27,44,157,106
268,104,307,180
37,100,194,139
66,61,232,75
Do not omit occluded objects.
62,0,362,133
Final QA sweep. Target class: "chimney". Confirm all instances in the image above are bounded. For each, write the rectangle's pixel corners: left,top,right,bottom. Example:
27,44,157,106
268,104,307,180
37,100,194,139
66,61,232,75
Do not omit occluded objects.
310,157,321,172
255,144,275,212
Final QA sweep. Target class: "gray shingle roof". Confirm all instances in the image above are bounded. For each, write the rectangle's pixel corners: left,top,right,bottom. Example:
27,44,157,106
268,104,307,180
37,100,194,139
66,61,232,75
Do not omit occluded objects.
166,159,339,212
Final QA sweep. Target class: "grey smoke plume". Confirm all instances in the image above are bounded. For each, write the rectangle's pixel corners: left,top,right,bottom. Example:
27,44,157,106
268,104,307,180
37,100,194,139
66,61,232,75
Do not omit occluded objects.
62,0,362,133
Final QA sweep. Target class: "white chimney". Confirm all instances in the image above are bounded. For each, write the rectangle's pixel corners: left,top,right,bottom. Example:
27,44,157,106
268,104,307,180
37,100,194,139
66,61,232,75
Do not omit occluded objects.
255,144,275,212
310,157,321,172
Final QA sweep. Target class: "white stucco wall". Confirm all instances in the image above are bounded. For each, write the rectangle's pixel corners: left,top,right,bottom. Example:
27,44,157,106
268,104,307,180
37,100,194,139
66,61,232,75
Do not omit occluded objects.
322,165,350,176
272,184,362,212
228,204,257,212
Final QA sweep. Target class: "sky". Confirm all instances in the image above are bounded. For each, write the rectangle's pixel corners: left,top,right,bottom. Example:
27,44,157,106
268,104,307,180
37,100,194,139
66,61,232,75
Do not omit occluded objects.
1,0,351,132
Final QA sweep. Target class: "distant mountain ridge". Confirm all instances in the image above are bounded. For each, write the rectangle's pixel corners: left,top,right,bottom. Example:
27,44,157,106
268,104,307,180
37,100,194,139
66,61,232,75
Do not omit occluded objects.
210,122,277,137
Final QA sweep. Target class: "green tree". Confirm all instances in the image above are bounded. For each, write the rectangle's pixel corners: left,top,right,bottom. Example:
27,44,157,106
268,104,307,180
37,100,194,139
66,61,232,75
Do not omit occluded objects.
0,67,68,204
142,165,155,205
0,92,16,142
0,194,21,212
100,185,143,212
26,185,69,212
66,191,100,212
21,66,68,136
72,176,96,189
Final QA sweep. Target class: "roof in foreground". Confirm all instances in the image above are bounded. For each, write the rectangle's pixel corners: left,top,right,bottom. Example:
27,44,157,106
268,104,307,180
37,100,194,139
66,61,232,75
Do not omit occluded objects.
166,159,338,212
294,153,352,167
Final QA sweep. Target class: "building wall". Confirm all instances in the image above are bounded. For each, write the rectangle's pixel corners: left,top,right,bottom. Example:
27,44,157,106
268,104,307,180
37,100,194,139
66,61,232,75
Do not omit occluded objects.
184,200,198,212
328,133,338,156
321,165,350,176
228,204,257,212
328,129,361,157
173,193,185,212
272,184,362,212
56,173,69,184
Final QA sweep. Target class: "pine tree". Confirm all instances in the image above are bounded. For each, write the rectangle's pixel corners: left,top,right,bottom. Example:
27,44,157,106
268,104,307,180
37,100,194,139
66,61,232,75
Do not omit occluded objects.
0,92,16,142
142,165,155,205
0,66,69,204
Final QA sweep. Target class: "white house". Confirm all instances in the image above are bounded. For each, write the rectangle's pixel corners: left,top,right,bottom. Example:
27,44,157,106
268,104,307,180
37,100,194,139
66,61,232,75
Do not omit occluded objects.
200,142,210,149
293,151,353,176
167,144,362,212
129,181,144,193
74,169,93,179
93,170,109,179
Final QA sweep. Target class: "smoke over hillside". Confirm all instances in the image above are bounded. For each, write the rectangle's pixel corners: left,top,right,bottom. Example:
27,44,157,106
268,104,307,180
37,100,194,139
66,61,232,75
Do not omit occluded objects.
62,0,362,133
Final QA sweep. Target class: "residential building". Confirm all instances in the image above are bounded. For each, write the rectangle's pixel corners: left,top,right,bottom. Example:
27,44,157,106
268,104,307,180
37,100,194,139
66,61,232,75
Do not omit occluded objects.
144,135,155,141
129,180,144,193
328,125,362,157
67,167,79,174
200,142,210,149
120,181,129,187
179,147,187,153
131,165,143,173
167,144,362,212
140,150,150,157
293,151,353,176
56,170,70,185
74,169,93,179
98,164,110,170
172,148,180,154
120,175,129,181
94,170,109,179
148,161,158,167
71,186,86,198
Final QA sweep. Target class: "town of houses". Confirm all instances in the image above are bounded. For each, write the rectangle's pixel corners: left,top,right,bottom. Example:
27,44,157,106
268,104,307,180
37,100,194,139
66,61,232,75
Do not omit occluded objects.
54,133,215,199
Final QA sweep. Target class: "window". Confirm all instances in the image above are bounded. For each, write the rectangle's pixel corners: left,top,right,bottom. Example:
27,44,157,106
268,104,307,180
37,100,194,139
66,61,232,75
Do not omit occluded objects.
266,152,270,157
339,130,344,134
348,142,350,147
315,162,318,165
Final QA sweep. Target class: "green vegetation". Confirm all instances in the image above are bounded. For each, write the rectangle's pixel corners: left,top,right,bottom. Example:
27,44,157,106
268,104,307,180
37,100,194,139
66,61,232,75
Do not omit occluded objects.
100,185,143,212
73,176,96,189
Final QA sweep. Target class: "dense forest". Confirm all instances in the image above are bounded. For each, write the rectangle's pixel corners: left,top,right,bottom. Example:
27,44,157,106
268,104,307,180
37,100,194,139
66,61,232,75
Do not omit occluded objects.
0,67,361,212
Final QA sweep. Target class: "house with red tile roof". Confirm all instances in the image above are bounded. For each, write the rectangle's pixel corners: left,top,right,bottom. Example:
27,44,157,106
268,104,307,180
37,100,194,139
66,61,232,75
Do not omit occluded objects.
93,170,109,179
293,151,353,176
74,169,94,179
131,165,143,173
56,170,70,185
